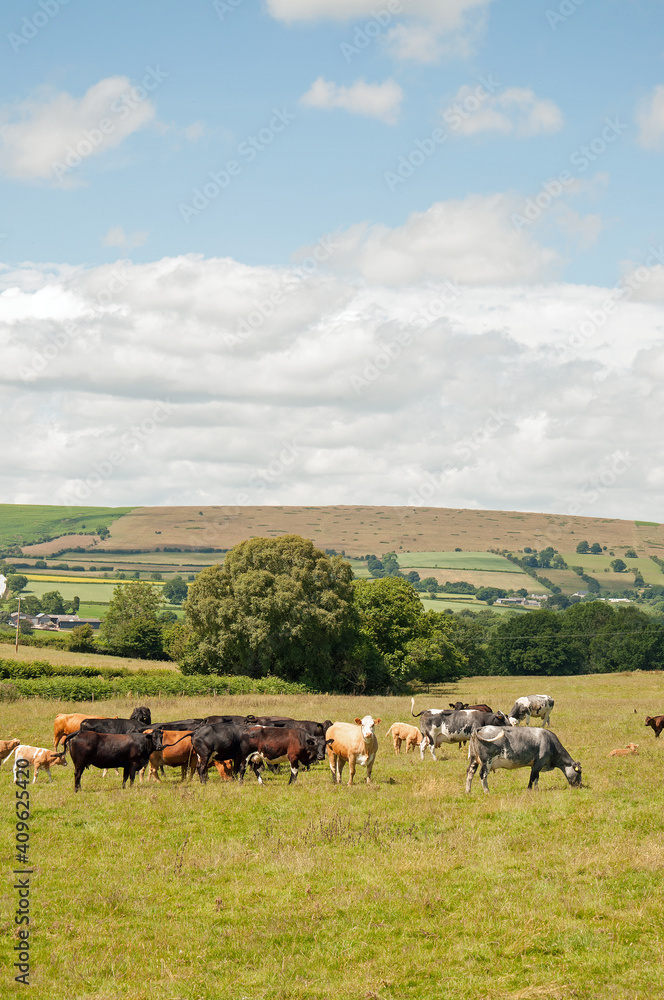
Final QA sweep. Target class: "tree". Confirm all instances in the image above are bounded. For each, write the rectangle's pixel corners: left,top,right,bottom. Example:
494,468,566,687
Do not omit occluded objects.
66,624,96,653
12,595,41,616
590,543,602,554
589,605,664,672
624,548,638,559
487,609,584,675
576,540,590,554
421,576,439,594
182,535,362,690
34,559,47,568
150,571,163,581
353,577,465,685
41,590,66,615
7,574,27,594
162,575,188,604
99,581,165,658
611,559,627,573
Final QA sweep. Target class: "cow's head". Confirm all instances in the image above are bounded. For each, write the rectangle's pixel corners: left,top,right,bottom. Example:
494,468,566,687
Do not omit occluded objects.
354,715,380,739
131,706,152,724
492,711,511,727
48,752,68,767
306,737,329,762
4,739,20,753
144,729,164,752
565,761,583,788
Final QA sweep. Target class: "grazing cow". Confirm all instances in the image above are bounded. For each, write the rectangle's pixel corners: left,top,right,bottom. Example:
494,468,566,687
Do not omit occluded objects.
466,726,582,794
645,715,664,738
411,698,512,760
449,702,493,713
12,745,67,783
0,739,20,766
385,722,422,754
243,727,332,784
64,730,164,791
326,716,381,785
509,694,554,728
243,716,334,741
609,743,638,757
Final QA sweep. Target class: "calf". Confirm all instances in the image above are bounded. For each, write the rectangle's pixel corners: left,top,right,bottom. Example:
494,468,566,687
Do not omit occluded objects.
609,743,639,757
326,716,381,785
411,698,511,760
645,715,664,738
12,745,67,783
385,722,422,754
64,730,163,791
509,694,554,728
466,726,582,793
0,738,20,766
243,726,331,784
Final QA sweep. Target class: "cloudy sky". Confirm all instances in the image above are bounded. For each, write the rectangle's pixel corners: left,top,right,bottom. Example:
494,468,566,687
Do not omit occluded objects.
1,0,664,520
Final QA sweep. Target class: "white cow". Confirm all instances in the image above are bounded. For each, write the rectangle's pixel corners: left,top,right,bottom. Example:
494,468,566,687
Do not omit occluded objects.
325,715,380,785
509,695,554,728
12,745,68,783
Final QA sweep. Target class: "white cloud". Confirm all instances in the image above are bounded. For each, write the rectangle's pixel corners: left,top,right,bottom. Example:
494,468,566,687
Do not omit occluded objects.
102,226,148,250
300,77,403,124
444,85,563,137
0,76,156,184
268,0,493,62
636,84,664,148
322,194,559,285
185,121,205,142
2,216,664,518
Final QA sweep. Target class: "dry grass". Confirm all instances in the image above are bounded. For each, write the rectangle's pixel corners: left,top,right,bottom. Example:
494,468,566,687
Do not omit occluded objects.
0,641,176,672
20,505,664,560
2,673,664,998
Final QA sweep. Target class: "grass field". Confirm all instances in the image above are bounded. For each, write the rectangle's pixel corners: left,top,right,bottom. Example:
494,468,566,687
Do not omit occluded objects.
23,579,124,603
560,553,664,586
0,641,177,671
2,673,664,999
0,504,132,548
418,596,531,614
399,551,523,572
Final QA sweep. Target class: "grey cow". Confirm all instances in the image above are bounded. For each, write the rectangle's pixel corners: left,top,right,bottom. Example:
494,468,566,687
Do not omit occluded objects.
509,694,554,727
465,725,582,793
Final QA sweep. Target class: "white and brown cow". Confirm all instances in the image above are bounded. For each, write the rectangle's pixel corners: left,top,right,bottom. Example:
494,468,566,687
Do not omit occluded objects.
326,716,381,785
12,744,68,783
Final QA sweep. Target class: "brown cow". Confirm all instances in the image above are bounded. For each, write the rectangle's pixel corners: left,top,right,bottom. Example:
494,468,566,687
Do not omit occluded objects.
609,743,639,757
385,722,421,754
0,739,20,766
53,713,118,749
326,715,380,785
147,730,232,782
645,715,664,738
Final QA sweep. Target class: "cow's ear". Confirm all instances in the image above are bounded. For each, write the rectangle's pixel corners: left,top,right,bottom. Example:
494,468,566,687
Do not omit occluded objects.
326,739,334,745
354,718,362,725
374,718,381,725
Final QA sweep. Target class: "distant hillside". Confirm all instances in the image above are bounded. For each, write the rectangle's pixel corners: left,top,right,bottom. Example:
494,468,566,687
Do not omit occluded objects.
14,503,664,559
0,505,133,549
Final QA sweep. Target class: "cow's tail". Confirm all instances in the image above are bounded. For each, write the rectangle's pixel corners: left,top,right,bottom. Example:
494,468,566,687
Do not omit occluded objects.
62,731,81,755
410,697,424,718
468,730,481,763
385,724,396,737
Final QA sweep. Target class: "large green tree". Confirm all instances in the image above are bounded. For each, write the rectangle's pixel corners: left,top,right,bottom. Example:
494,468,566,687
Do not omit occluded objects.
162,575,188,604
352,576,465,685
182,535,364,690
99,581,164,658
486,608,585,675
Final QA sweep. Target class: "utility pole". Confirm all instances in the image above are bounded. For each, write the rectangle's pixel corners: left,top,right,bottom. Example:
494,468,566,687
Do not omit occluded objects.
14,594,21,653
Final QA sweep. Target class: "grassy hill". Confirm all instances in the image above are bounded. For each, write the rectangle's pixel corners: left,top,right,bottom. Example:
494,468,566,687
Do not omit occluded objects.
0,504,133,548
15,503,664,558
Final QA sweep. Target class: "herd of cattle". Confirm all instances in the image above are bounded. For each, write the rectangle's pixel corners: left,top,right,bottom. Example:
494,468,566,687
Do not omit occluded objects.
2,693,661,794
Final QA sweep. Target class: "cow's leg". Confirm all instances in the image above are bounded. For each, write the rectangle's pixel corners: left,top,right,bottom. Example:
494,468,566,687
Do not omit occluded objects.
419,735,427,761
465,759,478,793
328,751,337,782
528,765,540,790
196,752,211,783
479,761,490,794
74,766,84,792
394,736,400,754
366,753,376,783
288,757,299,784
122,766,131,788
347,756,356,786
526,714,531,726
32,766,38,783
335,756,345,784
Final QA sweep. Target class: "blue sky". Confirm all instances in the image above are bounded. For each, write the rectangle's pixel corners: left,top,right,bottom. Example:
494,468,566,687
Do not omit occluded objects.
1,0,664,520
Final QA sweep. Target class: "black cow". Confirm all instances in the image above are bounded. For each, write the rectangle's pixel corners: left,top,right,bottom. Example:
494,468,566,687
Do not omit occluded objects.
149,719,204,732
243,716,334,740
191,723,254,783
449,701,493,713
411,698,511,759
204,715,253,725
64,730,164,791
79,718,151,735
242,726,333,784
465,726,582,793
645,715,664,738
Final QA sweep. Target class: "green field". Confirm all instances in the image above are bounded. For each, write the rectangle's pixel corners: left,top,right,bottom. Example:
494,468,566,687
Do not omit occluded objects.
54,549,220,567
418,596,532,614
23,579,121,603
399,550,525,573
560,552,664,585
2,673,664,999
0,504,132,548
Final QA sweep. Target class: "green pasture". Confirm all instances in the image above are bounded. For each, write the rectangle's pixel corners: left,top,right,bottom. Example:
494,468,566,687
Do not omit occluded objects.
560,552,664,585
54,549,221,567
23,579,120,603
399,550,525,573
3,674,663,999
0,504,132,548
